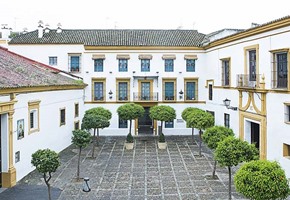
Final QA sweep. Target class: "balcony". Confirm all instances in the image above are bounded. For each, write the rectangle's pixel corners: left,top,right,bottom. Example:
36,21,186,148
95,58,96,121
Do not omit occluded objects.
133,92,158,101
237,74,262,89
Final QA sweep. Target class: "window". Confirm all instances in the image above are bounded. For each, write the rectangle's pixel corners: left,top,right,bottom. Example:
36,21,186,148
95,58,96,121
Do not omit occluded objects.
207,110,215,124
74,121,80,130
165,120,174,128
94,59,104,72
92,79,106,101
184,79,198,101
119,59,128,72
141,59,150,72
28,100,40,134
249,50,256,81
186,59,195,72
209,84,213,100
165,59,174,72
118,82,128,101
119,118,128,128
75,103,79,118
283,143,290,158
224,113,230,128
60,108,66,126
163,79,176,101
272,51,288,89
221,59,230,86
49,56,57,65
68,55,81,72
284,104,290,123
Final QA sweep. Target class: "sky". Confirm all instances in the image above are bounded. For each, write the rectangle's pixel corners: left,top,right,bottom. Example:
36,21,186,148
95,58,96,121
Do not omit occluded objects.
1,0,290,34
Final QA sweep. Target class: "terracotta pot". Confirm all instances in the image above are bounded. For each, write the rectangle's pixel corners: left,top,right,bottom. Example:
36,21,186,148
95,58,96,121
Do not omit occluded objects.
158,142,167,149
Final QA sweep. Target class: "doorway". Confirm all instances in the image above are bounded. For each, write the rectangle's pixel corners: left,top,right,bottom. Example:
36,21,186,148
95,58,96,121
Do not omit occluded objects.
138,107,153,135
251,122,260,150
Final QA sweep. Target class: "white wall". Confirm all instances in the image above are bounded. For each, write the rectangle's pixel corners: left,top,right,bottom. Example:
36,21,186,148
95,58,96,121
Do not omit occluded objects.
12,89,84,181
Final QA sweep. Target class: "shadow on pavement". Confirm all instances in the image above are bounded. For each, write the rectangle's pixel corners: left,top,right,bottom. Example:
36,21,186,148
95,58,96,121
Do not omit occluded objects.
0,184,61,200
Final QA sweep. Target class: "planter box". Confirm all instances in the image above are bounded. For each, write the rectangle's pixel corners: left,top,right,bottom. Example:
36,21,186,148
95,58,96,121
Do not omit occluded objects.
158,142,167,149
125,142,134,150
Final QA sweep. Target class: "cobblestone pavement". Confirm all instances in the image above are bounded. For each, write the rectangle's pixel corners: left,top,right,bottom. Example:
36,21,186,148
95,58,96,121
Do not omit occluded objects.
2,136,272,199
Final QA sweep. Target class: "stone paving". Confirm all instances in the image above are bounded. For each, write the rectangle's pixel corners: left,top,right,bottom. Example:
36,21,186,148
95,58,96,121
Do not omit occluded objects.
8,135,255,200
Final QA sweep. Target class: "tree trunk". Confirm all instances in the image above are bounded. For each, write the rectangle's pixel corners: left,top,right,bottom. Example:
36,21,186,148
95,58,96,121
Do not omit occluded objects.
199,129,202,156
212,160,217,179
91,128,96,158
228,166,232,200
77,147,82,180
44,173,52,200
97,128,100,147
129,119,132,135
160,121,163,134
191,128,194,144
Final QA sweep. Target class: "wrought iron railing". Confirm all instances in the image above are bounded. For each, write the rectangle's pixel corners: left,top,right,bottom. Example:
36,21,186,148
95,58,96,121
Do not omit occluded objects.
237,74,261,88
133,92,158,101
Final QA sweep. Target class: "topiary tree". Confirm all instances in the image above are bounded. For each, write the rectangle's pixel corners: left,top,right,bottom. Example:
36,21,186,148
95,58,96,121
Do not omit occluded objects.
181,107,202,143
117,103,145,142
82,107,112,157
187,109,214,156
202,126,234,179
234,160,290,200
31,149,60,200
149,105,176,142
72,129,91,181
215,136,259,200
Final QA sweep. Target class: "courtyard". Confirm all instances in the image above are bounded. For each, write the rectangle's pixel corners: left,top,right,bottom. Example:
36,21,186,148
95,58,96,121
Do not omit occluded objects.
0,136,271,199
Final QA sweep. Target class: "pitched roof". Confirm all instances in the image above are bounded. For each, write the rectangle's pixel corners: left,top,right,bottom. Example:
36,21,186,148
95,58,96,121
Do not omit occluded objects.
0,46,84,89
9,29,206,47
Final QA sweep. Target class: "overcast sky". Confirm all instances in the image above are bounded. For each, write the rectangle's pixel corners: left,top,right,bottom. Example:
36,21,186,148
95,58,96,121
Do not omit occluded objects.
1,0,289,34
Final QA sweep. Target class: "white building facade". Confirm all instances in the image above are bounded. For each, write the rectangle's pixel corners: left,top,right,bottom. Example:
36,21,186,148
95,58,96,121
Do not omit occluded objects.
7,16,290,178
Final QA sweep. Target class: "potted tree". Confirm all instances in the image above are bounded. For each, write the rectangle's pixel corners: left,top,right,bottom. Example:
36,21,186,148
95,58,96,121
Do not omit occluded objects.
149,105,176,149
117,103,145,150
71,129,91,181
187,109,214,156
202,126,234,179
81,107,111,158
31,149,60,200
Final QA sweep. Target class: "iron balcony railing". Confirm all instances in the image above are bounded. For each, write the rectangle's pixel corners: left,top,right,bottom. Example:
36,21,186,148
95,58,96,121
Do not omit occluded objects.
237,74,261,88
133,92,158,101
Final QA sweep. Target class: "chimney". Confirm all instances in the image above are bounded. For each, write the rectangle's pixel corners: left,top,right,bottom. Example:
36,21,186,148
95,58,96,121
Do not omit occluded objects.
251,23,259,28
56,23,62,33
38,20,44,38
44,24,50,33
1,24,11,39
23,27,28,34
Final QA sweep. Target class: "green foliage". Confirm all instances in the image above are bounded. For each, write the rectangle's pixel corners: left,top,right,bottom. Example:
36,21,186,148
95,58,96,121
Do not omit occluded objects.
149,105,176,122
159,133,165,143
84,107,112,120
215,136,259,167
117,103,145,121
234,160,290,200
181,107,202,121
187,109,214,130
81,114,110,130
72,129,91,148
126,133,134,143
202,126,234,150
31,149,60,174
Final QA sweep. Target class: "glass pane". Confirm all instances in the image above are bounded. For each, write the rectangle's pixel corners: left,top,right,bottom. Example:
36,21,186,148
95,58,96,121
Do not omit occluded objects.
118,82,128,100
186,59,195,72
165,82,174,100
165,59,173,72
71,56,79,71
186,82,195,100
249,50,256,81
277,53,288,88
141,59,150,72
119,59,128,72
94,59,103,72
141,82,150,100
94,82,103,100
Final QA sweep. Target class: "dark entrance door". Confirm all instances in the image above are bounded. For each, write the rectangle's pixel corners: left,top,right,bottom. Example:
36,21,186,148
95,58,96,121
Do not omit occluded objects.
138,107,153,135
0,115,2,187
251,122,260,150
